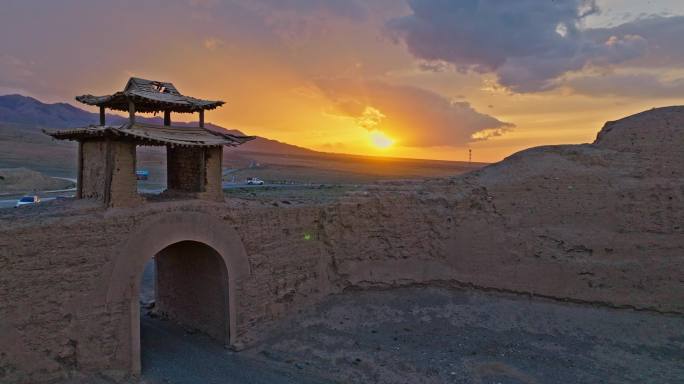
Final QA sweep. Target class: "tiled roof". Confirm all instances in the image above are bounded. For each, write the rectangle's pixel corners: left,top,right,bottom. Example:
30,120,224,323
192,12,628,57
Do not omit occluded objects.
44,122,253,147
75,77,224,113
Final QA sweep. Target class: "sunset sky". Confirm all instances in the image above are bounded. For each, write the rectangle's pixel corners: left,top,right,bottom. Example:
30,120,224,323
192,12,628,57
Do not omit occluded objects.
1,0,683,162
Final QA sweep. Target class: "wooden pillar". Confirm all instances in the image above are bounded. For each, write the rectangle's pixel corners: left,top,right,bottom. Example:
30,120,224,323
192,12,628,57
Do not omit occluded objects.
76,140,83,198
99,106,105,126
103,139,113,207
128,100,136,124
199,110,205,128
164,110,171,126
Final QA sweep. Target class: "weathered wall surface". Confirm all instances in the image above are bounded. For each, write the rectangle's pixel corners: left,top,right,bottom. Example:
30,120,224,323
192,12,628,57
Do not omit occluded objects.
80,140,107,199
199,146,223,202
167,147,204,192
80,140,141,207
0,107,682,382
109,141,141,208
327,147,683,312
0,201,329,383
166,146,223,201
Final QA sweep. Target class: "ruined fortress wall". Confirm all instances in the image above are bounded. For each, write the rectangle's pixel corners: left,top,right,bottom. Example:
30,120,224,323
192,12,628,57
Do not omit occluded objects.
1,107,682,383
0,166,682,383
324,147,684,314
0,201,329,383
1,205,137,382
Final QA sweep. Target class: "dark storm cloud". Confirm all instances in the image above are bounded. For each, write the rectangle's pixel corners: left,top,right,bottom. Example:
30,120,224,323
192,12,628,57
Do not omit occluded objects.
587,15,684,67
386,0,677,92
565,73,684,98
252,0,369,20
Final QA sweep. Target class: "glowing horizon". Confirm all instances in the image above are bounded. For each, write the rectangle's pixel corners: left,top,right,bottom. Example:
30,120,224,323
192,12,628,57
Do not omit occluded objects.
2,0,683,163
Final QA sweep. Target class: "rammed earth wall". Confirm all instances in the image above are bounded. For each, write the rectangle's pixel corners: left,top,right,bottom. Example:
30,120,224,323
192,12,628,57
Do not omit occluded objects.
1,107,683,383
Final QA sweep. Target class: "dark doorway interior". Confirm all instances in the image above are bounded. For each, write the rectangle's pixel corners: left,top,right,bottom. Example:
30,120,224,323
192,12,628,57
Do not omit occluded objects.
140,241,230,372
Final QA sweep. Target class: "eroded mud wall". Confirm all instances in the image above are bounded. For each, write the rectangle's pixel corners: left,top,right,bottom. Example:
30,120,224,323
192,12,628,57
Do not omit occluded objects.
1,106,682,383
325,148,684,314
0,202,328,383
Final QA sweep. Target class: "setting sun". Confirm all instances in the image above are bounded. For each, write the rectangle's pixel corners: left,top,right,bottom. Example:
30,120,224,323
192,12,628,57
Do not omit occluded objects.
369,131,394,149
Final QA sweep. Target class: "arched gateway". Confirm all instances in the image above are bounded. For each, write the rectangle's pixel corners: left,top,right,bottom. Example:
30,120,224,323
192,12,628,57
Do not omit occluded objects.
35,77,254,377
106,211,249,375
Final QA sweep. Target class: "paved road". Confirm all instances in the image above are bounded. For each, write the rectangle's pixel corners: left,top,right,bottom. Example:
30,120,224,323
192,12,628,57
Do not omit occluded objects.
0,183,296,208
0,196,59,209
0,176,77,209
137,183,304,195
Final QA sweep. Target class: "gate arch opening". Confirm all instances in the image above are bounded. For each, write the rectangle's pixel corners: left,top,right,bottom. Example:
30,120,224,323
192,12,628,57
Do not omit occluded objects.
147,241,230,341
106,211,250,376
139,240,230,373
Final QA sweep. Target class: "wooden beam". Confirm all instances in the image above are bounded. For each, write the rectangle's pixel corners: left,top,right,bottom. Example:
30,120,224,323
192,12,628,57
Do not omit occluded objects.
164,110,171,126
128,100,136,124
99,106,105,126
199,110,205,128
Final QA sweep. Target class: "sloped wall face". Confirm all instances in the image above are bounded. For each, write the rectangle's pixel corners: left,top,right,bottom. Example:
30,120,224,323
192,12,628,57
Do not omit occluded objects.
323,145,684,313
155,241,229,342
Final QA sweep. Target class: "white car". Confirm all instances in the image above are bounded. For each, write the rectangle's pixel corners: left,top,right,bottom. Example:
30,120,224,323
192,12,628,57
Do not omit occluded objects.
246,177,265,185
16,195,40,207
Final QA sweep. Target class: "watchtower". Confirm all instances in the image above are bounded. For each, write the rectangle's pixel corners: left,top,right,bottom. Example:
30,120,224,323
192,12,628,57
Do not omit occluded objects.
45,77,253,207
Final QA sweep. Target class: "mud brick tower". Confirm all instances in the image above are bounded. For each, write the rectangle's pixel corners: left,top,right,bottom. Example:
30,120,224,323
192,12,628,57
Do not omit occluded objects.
45,77,253,207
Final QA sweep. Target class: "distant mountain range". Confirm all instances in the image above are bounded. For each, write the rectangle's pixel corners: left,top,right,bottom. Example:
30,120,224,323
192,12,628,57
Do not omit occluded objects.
0,94,317,156
0,94,103,127
0,94,483,183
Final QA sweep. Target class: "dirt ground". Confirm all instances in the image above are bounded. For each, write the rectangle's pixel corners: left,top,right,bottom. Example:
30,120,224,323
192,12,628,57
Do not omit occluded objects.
223,184,358,205
243,287,684,384
125,279,684,384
